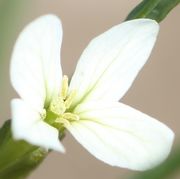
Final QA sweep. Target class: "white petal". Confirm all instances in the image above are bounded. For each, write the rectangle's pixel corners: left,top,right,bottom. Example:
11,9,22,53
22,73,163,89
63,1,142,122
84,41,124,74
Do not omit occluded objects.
10,14,63,111
67,101,174,170
70,19,159,106
11,99,65,152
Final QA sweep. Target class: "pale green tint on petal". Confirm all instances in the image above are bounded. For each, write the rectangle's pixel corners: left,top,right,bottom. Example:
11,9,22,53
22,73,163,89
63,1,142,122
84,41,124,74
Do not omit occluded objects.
69,19,159,106
11,99,65,152
68,101,174,170
10,15,63,111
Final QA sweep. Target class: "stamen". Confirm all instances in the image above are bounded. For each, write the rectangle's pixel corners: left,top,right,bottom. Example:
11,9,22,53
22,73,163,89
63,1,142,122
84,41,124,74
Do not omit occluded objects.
47,74,79,129
61,75,69,100
49,97,66,115
65,90,76,109
63,113,80,121
55,117,70,127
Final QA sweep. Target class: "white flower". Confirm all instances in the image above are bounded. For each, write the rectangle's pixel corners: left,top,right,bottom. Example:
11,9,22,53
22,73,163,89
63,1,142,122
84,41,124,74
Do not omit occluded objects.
10,15,174,171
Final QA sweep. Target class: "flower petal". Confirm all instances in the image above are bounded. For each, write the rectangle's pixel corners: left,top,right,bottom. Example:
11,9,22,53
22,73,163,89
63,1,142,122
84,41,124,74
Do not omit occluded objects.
67,101,174,170
10,14,63,111
11,99,65,152
69,19,159,106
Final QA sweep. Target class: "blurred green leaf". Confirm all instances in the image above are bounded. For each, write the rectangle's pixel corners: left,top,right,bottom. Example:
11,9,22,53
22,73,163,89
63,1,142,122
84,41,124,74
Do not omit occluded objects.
126,0,180,22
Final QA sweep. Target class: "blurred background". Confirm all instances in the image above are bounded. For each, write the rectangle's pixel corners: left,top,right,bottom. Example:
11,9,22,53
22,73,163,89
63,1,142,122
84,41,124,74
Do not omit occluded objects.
0,0,179,178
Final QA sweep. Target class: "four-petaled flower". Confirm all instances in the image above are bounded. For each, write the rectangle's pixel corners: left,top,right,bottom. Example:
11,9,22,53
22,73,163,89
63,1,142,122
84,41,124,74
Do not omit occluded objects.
10,15,174,171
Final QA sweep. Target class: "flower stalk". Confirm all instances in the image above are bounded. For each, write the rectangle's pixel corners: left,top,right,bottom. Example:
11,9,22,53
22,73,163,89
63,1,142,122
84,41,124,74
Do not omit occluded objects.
0,120,48,179
0,120,65,178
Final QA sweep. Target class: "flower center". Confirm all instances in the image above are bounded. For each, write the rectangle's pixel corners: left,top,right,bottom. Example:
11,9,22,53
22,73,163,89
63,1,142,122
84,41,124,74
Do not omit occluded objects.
44,75,79,129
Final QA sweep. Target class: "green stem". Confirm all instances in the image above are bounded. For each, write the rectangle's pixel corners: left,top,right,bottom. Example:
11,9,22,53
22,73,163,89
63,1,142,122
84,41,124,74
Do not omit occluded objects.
126,0,180,22
0,121,47,179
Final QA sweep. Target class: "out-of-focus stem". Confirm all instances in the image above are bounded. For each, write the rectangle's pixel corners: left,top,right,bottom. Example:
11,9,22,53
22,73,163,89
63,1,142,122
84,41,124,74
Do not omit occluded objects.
0,120,47,179
126,0,180,22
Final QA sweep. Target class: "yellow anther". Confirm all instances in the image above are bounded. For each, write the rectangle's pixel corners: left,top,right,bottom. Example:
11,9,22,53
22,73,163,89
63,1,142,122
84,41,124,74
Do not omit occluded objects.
55,117,70,127
64,90,76,109
49,97,66,115
61,75,69,100
63,113,80,121
48,74,78,128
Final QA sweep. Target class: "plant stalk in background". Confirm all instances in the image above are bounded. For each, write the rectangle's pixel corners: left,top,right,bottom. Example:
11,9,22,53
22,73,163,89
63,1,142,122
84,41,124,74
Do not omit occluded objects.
126,0,180,22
